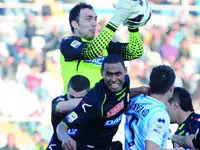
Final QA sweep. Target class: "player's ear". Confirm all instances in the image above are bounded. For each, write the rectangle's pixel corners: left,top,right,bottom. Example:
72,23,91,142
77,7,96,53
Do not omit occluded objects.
169,85,174,93
173,101,179,109
71,20,79,29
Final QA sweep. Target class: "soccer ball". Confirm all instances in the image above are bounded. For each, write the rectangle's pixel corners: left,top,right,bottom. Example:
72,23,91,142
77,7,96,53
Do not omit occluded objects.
125,0,152,28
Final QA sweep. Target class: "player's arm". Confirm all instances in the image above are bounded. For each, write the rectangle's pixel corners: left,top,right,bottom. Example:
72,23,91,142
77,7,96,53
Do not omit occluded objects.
56,122,76,150
107,28,144,61
171,132,200,150
145,141,184,150
60,0,141,61
52,96,82,114
56,91,101,149
129,86,150,98
55,98,82,113
60,24,117,61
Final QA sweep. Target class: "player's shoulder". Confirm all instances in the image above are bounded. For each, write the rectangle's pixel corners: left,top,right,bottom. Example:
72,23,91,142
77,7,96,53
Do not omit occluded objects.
52,95,66,104
149,110,170,127
62,36,81,41
61,36,82,47
193,112,200,118
83,80,106,105
190,112,200,125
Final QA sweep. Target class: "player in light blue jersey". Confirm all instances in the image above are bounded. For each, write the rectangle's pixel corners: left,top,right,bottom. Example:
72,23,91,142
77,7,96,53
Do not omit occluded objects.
125,65,184,150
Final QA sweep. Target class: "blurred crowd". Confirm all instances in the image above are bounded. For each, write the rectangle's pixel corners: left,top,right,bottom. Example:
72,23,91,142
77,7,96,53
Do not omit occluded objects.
1,0,200,149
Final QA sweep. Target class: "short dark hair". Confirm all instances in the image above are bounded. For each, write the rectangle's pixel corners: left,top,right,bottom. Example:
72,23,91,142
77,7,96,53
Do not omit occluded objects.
168,87,194,112
69,2,93,33
101,54,125,70
68,75,90,92
150,65,175,94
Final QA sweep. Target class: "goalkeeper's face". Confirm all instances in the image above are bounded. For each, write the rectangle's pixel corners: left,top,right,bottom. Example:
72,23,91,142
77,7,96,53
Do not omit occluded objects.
75,8,97,40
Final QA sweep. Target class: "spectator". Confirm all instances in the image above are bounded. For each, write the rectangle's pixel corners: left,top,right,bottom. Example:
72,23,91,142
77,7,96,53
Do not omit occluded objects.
0,134,20,150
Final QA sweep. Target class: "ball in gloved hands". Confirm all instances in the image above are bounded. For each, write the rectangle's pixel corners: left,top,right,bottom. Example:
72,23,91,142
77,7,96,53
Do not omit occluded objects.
124,0,152,29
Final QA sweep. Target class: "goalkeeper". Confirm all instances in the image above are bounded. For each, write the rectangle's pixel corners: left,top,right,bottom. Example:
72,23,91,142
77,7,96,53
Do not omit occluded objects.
60,0,144,93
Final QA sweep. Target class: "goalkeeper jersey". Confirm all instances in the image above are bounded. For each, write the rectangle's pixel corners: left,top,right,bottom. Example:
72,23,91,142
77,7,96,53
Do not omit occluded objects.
125,94,170,150
60,23,144,93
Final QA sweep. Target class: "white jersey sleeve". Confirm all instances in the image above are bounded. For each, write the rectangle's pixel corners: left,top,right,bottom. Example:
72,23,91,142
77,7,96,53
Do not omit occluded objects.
146,111,170,147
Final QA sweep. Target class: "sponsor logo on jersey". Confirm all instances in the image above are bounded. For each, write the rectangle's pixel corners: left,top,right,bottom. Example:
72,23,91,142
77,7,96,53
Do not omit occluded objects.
104,114,123,126
107,100,124,117
66,111,78,123
70,40,81,49
84,56,106,65
68,129,78,136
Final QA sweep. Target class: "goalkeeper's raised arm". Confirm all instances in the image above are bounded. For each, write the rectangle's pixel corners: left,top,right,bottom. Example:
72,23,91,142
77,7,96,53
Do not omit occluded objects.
60,0,145,93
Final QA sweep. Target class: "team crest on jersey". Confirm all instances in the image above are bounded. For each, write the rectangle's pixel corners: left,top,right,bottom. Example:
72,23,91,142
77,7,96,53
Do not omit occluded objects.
66,111,78,123
157,118,165,123
70,40,81,49
107,100,124,117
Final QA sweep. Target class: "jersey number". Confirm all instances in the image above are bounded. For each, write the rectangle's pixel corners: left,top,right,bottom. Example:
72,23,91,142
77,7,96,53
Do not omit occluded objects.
128,114,139,147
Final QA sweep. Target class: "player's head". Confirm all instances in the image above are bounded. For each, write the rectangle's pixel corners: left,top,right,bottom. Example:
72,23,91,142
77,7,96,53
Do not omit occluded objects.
149,65,175,99
69,2,97,40
67,75,90,99
167,87,194,124
101,54,127,92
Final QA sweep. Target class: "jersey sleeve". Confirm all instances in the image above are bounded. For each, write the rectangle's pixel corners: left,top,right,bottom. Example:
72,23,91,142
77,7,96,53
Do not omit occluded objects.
145,111,170,146
52,96,66,116
107,28,144,61
60,23,117,61
60,36,84,61
61,90,101,129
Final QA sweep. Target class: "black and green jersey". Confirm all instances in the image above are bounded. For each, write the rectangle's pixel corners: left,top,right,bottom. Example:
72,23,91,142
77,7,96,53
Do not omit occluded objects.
60,22,144,93
175,112,200,149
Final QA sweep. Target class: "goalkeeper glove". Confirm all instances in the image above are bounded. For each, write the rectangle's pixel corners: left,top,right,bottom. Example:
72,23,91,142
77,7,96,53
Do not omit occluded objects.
110,0,140,27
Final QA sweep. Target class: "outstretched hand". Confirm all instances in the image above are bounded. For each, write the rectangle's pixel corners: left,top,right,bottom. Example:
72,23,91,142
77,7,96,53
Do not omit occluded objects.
61,135,77,150
129,85,150,99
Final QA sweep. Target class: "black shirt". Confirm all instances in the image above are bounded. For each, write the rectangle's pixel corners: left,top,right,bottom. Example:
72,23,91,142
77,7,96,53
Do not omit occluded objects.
175,112,200,150
47,95,79,150
61,75,130,150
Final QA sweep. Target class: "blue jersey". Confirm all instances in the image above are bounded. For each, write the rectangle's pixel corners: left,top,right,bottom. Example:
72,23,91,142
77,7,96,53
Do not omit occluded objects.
125,94,170,150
